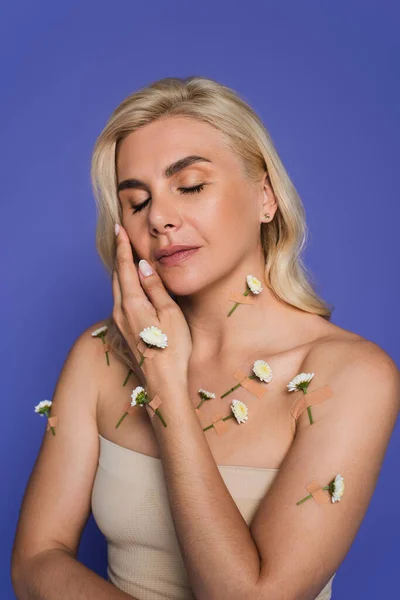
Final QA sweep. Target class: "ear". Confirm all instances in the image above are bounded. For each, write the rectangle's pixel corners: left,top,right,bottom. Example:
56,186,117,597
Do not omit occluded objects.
259,172,278,223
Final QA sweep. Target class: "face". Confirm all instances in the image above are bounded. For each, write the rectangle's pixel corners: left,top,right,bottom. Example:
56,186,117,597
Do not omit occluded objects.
116,116,274,296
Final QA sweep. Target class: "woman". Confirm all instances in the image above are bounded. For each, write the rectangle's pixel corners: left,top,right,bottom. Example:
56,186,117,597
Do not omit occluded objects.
12,76,399,600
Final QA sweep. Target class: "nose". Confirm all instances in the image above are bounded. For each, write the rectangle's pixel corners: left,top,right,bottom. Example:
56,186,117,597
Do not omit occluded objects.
148,195,183,236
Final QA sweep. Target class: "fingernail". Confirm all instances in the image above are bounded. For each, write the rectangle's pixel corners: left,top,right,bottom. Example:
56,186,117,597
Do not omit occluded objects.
115,223,120,236
139,259,154,277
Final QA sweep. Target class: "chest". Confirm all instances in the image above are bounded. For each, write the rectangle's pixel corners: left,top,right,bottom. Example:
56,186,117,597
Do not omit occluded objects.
96,352,303,469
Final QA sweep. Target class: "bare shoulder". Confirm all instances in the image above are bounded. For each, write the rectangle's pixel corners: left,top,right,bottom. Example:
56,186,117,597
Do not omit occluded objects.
305,326,400,416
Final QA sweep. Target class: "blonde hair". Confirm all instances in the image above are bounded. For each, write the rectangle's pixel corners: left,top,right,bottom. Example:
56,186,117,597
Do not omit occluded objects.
90,76,333,376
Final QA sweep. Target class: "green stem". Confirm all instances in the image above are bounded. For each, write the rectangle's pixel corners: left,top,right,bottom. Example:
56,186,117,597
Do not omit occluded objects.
115,411,128,429
50,426,56,436
296,494,312,505
220,374,257,398
227,302,239,317
139,354,144,367
303,389,314,424
105,351,110,366
123,369,132,387
155,409,167,427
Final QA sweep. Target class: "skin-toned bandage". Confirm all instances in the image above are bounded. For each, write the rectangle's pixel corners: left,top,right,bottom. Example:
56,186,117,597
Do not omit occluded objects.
290,385,333,420
137,339,157,360
103,342,110,353
305,480,331,505
122,401,137,415
46,416,58,431
147,394,162,419
212,413,230,436
233,367,267,399
228,291,256,305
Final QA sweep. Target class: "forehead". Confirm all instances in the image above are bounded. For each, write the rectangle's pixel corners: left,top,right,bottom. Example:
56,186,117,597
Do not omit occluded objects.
116,116,238,178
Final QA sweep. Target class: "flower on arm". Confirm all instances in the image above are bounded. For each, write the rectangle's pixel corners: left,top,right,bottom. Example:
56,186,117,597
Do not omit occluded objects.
221,359,273,398
227,274,263,317
287,372,315,424
91,325,110,366
296,474,345,505
34,400,56,436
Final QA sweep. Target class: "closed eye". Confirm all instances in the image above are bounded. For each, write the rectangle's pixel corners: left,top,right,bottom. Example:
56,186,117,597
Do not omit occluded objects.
130,184,205,214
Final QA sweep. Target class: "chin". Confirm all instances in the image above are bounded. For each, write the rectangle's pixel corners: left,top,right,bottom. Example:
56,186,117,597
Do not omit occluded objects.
158,270,208,297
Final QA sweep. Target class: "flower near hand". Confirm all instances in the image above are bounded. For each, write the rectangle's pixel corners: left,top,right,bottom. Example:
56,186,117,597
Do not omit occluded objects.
91,325,110,366
34,400,56,436
296,474,345,505
138,325,168,366
196,388,216,410
115,386,167,428
202,400,249,432
221,359,273,398
287,372,315,425
228,274,263,317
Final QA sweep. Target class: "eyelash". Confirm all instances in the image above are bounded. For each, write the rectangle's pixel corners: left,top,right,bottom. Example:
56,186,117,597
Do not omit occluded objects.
130,184,205,214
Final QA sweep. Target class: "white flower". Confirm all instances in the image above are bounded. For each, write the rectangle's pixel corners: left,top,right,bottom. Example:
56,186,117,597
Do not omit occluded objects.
252,360,273,382
139,325,168,348
287,372,314,392
246,275,263,295
130,386,147,407
198,388,216,400
331,474,345,503
231,399,249,424
91,325,108,337
34,400,52,415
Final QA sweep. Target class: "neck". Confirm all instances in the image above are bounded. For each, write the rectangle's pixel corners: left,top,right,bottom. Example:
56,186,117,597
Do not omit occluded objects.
173,258,311,364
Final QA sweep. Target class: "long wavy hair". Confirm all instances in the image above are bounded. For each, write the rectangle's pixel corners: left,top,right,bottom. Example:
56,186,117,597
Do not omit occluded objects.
90,76,333,378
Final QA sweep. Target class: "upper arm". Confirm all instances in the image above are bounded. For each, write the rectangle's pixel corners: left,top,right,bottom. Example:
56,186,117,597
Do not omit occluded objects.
11,320,107,571
250,340,400,600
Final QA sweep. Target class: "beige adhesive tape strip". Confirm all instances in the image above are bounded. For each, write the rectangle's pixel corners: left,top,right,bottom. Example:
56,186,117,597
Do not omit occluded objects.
103,342,110,352
233,367,266,398
290,385,333,420
148,395,162,419
212,412,229,436
123,401,137,415
46,416,58,430
305,480,331,504
229,290,256,305
137,339,156,359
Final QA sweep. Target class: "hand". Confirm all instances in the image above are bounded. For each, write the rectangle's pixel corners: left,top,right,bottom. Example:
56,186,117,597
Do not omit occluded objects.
112,224,192,396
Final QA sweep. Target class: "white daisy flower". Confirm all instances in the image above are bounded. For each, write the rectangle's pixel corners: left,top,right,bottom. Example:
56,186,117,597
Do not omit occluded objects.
139,325,168,349
34,400,52,416
330,474,345,503
246,275,263,295
252,359,273,382
287,372,315,392
231,399,249,424
198,388,216,400
91,325,108,338
130,386,148,407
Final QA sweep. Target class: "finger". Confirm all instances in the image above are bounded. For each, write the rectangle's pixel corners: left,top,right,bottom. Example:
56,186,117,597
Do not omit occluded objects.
112,268,122,314
115,224,152,310
138,259,176,313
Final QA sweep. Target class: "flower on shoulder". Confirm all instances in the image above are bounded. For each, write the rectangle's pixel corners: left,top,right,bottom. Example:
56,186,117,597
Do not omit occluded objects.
228,274,263,316
34,400,56,436
296,473,345,505
230,399,249,424
91,325,110,365
287,372,315,424
139,325,168,348
196,388,216,409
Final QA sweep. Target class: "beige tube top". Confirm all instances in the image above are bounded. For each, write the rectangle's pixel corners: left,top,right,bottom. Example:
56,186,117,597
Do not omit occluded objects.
91,434,336,600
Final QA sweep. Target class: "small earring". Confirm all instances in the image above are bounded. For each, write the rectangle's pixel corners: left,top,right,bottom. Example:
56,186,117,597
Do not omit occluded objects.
264,213,271,221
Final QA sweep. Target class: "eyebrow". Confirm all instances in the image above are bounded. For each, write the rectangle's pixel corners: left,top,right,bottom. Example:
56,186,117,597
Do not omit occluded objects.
117,154,212,195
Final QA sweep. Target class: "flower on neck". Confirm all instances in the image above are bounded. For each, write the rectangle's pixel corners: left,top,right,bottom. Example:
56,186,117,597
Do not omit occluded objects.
221,359,273,398
227,274,263,316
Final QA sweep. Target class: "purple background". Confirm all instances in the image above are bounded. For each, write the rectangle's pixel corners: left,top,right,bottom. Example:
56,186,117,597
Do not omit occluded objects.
2,1,399,598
